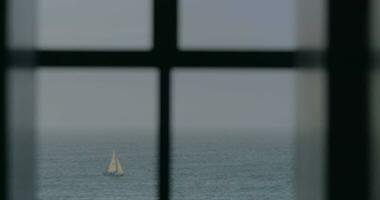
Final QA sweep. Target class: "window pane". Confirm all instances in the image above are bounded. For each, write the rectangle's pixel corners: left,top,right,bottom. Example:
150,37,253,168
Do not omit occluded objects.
173,69,296,200
37,0,152,50
179,0,296,50
36,68,157,200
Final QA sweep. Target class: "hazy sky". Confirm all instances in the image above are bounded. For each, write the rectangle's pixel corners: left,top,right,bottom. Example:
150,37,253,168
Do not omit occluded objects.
37,69,158,132
36,0,297,133
37,69,296,132
173,70,296,131
37,0,296,49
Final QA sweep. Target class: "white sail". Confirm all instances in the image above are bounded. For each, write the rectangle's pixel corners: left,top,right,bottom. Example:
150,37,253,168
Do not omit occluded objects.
107,151,117,173
105,150,124,176
115,158,124,175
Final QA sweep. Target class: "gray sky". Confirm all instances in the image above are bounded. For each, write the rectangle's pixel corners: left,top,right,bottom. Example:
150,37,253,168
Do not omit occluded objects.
37,69,295,132
36,0,297,133
37,0,296,49
37,69,158,132
173,70,296,131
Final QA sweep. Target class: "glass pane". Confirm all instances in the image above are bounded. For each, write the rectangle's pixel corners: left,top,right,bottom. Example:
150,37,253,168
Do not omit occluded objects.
173,69,296,200
36,68,157,200
37,0,152,50
179,0,296,50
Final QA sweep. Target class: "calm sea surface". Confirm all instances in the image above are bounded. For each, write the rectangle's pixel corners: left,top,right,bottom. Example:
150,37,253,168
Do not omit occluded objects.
37,130,295,200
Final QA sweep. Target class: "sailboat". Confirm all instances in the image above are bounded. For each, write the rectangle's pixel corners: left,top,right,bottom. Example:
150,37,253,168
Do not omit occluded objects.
105,150,124,176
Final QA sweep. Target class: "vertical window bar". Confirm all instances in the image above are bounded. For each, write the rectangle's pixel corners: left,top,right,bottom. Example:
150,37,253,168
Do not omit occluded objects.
154,0,177,199
159,67,171,200
154,0,177,52
327,0,371,199
0,0,7,199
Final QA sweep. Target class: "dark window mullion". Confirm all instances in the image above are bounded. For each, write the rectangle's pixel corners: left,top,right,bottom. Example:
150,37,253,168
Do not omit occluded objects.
37,51,156,66
154,0,177,199
174,51,295,67
36,51,295,67
158,66,171,200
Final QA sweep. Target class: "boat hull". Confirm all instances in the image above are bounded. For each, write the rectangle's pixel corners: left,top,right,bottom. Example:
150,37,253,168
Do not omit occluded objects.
104,172,124,176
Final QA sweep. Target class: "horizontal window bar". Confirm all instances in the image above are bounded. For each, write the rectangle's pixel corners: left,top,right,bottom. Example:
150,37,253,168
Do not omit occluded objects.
37,51,156,66
174,51,295,67
37,50,295,67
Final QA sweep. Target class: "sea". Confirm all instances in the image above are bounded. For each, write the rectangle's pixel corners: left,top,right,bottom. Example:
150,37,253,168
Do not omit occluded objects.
37,129,295,200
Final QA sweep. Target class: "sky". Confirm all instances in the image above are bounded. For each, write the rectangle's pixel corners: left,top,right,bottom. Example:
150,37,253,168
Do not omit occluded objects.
37,69,158,132
37,0,296,50
36,0,297,133
37,69,296,133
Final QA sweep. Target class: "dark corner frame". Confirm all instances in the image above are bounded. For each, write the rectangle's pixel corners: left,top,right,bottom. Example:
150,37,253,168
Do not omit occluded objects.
36,1,295,200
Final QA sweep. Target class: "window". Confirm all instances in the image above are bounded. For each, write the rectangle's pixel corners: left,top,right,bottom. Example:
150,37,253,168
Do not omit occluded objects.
36,0,296,200
5,0,376,199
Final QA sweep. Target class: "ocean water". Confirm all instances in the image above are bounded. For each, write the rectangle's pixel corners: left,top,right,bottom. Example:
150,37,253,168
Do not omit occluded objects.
37,130,295,200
